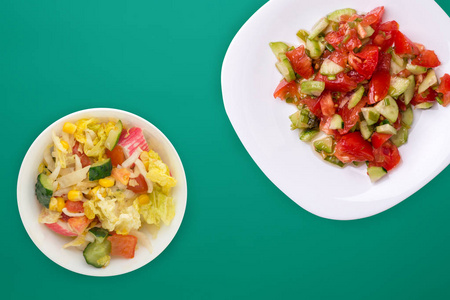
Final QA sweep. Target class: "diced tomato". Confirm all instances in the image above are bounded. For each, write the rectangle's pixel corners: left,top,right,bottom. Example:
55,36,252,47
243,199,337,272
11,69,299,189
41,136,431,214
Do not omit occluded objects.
319,116,334,136
371,132,392,149
273,79,299,100
346,70,366,84
325,26,361,52
111,168,131,185
105,145,126,167
335,132,375,163
348,45,379,78
361,6,384,28
369,141,401,171
372,21,399,51
396,98,407,112
338,96,368,134
396,69,412,78
65,200,84,213
68,216,91,235
319,91,335,117
60,212,70,222
315,73,358,92
393,112,402,130
411,88,438,106
328,51,347,68
300,97,322,117
411,50,441,68
368,52,391,104
72,141,91,167
108,234,138,259
394,31,420,55
127,174,148,194
285,45,314,79
437,73,450,106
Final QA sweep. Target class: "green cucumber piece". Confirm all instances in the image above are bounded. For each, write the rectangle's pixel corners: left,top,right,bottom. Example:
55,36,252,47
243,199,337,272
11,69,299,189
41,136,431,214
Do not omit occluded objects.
35,173,54,208
324,155,344,167
403,75,415,105
406,63,427,75
89,227,109,243
390,59,406,75
418,69,438,94
329,114,344,130
401,106,414,127
299,128,319,142
363,26,375,38
390,126,408,147
83,239,111,268
376,124,397,135
290,108,318,129
309,17,330,40
415,102,434,109
367,166,387,182
327,8,356,22
301,80,325,96
391,52,406,67
375,96,399,123
89,158,113,181
359,121,373,140
361,107,380,126
269,42,290,60
320,59,344,76
389,77,411,98
306,38,325,59
276,57,296,82
105,120,123,151
296,30,309,43
348,86,365,109
314,136,334,154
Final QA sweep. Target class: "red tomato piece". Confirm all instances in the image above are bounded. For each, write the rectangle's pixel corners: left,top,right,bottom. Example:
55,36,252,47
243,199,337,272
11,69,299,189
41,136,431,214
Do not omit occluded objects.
105,145,126,167
328,51,347,68
315,73,358,92
108,234,138,259
392,112,402,130
394,31,420,55
361,6,385,28
335,132,375,163
65,200,84,213
396,98,407,111
348,45,379,78
411,89,438,106
368,52,391,104
273,79,299,100
68,216,91,235
346,70,366,84
372,21,399,52
285,45,314,79
72,141,91,167
319,116,334,136
127,174,148,194
300,97,322,117
371,132,392,149
437,73,450,107
338,96,368,135
369,141,401,171
411,50,441,68
319,91,335,117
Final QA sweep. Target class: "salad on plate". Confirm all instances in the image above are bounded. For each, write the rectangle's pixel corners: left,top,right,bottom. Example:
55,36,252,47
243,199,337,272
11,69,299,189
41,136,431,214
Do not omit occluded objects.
35,118,176,268
270,6,450,181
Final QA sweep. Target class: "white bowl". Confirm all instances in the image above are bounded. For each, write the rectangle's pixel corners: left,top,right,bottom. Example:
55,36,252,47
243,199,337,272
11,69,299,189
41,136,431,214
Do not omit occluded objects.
221,0,450,220
17,108,187,276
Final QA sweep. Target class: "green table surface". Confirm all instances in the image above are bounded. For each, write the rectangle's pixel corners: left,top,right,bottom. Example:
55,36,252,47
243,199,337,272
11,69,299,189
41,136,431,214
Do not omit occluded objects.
3,0,450,299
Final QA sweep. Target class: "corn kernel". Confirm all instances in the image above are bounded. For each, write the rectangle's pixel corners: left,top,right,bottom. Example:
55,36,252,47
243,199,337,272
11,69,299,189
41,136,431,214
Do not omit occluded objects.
60,140,70,150
138,194,150,205
99,177,115,188
49,197,58,211
56,197,65,212
68,190,83,201
63,122,77,134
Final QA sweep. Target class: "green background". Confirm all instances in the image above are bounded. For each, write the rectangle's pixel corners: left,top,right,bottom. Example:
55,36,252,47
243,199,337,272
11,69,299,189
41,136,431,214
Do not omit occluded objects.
3,0,450,299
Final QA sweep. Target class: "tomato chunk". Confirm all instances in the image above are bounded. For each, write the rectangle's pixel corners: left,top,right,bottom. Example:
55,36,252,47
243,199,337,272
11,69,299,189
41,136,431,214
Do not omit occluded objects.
437,73,450,107
65,200,84,213
68,216,91,235
127,174,148,194
411,89,438,106
394,31,419,55
372,21,399,52
300,97,322,117
348,45,379,78
106,145,126,167
273,79,298,100
361,6,384,28
315,73,358,92
371,132,392,149
335,132,375,163
285,45,314,79
369,141,401,171
319,91,335,117
411,50,441,68
108,234,138,259
368,52,391,104
73,141,91,167
338,96,368,135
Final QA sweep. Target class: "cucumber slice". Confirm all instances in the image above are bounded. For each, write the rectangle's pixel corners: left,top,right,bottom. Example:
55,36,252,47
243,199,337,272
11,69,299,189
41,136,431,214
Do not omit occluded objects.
83,239,111,268
348,86,365,109
403,75,415,105
329,114,344,130
359,121,373,140
406,63,427,75
301,80,325,96
401,106,414,127
89,158,113,181
363,26,375,38
390,126,408,147
361,107,380,126
418,69,438,94
391,52,406,67
416,102,434,109
299,128,319,142
89,227,109,243
374,96,399,123
390,59,406,75
309,17,330,40
35,173,54,208
320,59,344,76
296,30,309,43
327,8,356,22
290,108,318,129
269,42,289,60
276,57,296,82
367,166,387,182
376,124,397,135
324,155,344,167
389,77,410,98
314,136,334,154
306,38,325,59
105,120,123,151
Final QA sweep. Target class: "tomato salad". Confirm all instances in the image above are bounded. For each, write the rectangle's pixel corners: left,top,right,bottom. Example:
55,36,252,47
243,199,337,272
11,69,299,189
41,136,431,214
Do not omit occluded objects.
270,6,450,181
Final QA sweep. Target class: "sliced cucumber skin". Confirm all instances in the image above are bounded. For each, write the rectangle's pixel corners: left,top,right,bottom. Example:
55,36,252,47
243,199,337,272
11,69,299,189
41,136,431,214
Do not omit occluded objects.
401,106,414,127
389,77,410,98
416,102,434,109
375,96,399,123
376,124,397,135
406,63,427,75
327,8,356,22
105,120,123,151
329,114,344,130
320,59,344,76
309,17,329,40
89,158,113,181
390,126,408,147
276,58,296,82
403,75,415,105
306,38,325,59
361,107,380,126
359,121,373,140
418,70,437,94
314,137,334,154
299,129,319,142
269,42,289,60
367,166,387,182
35,173,53,208
300,80,325,96
89,228,109,243
348,86,365,109
324,155,344,167
83,240,111,268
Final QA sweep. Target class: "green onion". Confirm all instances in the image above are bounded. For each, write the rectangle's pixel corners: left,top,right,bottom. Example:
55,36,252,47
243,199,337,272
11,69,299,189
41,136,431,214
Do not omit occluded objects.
436,96,443,105
326,44,335,52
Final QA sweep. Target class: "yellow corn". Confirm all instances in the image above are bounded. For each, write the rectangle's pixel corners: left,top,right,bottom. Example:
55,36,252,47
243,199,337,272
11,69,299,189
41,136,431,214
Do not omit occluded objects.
56,197,65,212
63,122,77,134
68,190,83,201
138,194,150,205
99,177,115,188
60,140,70,150
49,197,58,211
